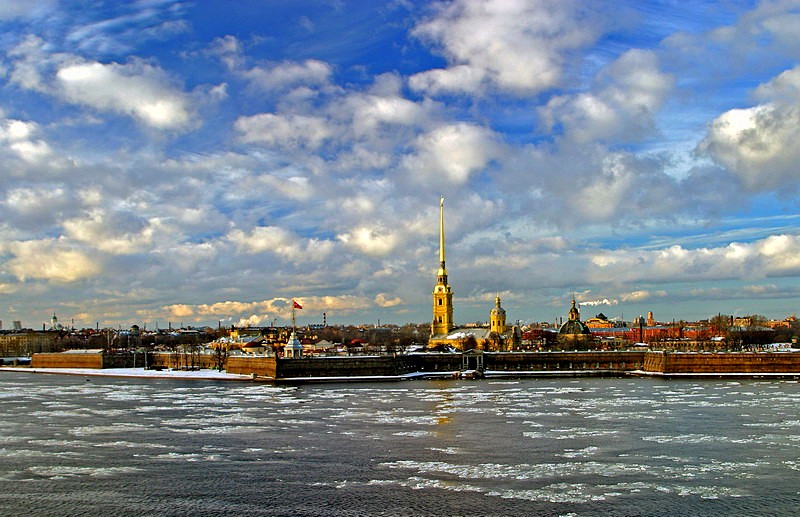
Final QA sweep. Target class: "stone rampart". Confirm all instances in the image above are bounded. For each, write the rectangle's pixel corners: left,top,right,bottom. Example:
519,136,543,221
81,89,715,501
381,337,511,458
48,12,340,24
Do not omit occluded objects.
32,352,104,369
24,350,800,379
150,352,220,370
408,353,462,373
643,351,800,374
275,355,414,378
227,356,276,378
484,351,645,371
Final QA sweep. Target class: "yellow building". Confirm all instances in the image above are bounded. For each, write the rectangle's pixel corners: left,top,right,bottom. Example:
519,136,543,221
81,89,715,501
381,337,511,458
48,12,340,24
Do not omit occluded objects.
586,313,614,329
0,331,58,357
490,296,506,334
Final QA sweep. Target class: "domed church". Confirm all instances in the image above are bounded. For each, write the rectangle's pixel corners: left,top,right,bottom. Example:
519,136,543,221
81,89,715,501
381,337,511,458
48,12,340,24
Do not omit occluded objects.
557,299,594,349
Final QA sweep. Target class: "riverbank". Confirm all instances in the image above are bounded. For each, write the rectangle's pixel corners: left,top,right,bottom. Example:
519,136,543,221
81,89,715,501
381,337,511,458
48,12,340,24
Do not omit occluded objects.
0,366,254,381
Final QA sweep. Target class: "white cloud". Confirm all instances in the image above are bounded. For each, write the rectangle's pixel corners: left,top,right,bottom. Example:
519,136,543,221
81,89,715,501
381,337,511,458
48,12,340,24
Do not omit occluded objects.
348,91,428,137
4,186,70,225
0,118,53,163
4,238,102,283
208,36,334,94
571,153,639,220
56,60,195,130
7,36,196,131
375,293,404,307
540,49,673,143
402,123,502,184
235,113,334,149
410,0,602,95
157,295,372,323
243,59,333,91
697,66,800,191
337,226,398,257
227,226,334,262
754,66,800,103
62,210,156,255
617,290,667,303
589,234,800,284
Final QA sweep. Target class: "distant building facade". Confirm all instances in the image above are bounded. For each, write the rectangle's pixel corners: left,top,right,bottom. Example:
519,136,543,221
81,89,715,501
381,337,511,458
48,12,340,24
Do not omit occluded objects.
586,313,614,329
0,331,59,357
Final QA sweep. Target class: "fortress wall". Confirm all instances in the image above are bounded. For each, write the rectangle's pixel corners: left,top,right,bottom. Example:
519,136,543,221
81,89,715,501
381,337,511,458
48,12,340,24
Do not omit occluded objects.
226,356,277,378
275,355,414,378
484,351,646,371
652,351,800,374
26,350,800,378
32,353,104,369
409,353,462,372
149,353,220,370
642,352,667,372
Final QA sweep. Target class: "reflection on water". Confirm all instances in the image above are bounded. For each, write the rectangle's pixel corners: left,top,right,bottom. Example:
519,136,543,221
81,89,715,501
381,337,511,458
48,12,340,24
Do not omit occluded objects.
0,372,798,516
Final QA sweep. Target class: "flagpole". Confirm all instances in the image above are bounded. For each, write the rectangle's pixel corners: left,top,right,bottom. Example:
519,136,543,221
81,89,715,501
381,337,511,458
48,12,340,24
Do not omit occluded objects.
292,301,296,331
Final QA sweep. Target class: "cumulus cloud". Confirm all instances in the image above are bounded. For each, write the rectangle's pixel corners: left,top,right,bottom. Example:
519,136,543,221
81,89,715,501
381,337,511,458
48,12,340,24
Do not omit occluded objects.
3,186,72,228
375,293,404,307
698,65,800,191
56,60,194,130
337,226,398,257
7,37,196,131
243,59,333,91
62,209,156,255
235,113,334,149
4,238,102,283
402,123,502,184
158,295,373,323
589,234,800,284
0,118,53,163
208,35,334,95
227,226,334,262
540,49,674,143
561,151,679,224
410,0,602,95
621,291,655,302
347,89,429,137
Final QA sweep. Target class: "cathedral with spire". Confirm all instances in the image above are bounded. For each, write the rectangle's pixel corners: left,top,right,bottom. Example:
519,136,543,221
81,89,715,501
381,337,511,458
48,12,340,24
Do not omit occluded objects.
427,197,517,351
431,196,455,337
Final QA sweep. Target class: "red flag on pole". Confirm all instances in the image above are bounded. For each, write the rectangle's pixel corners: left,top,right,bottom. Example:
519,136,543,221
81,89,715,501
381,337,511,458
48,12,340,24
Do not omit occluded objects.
293,300,303,309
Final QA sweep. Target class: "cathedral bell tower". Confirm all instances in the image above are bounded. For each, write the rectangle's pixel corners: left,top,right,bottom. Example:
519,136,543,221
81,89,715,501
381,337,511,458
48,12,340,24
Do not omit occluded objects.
431,196,454,336
490,296,506,335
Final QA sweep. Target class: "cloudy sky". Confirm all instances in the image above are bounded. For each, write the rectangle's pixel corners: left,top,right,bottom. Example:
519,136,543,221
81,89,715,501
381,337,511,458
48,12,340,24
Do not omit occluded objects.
2,0,800,330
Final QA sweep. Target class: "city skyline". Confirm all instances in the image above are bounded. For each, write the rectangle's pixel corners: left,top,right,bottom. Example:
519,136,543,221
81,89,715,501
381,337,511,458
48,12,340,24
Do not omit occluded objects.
2,1,800,328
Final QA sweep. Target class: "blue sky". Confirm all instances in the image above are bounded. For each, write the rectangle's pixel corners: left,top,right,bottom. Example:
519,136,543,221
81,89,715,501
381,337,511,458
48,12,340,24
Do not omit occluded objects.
2,0,800,329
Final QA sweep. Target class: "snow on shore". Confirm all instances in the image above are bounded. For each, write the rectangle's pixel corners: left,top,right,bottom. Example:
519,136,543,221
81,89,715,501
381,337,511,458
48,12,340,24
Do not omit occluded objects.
0,366,255,381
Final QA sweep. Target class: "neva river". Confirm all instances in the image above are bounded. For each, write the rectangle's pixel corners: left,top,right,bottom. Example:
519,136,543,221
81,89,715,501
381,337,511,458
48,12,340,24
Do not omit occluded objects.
1,372,799,516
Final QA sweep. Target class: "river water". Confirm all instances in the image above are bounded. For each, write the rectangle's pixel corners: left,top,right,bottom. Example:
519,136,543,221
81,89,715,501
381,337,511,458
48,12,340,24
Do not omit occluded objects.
0,372,798,516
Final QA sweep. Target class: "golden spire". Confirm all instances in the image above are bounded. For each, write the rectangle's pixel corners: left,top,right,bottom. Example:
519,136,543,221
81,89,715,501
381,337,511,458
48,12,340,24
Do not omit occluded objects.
432,196,454,336
438,196,446,274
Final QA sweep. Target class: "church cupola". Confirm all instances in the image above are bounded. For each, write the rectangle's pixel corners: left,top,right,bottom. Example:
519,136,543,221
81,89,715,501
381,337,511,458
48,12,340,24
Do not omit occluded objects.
490,295,506,335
